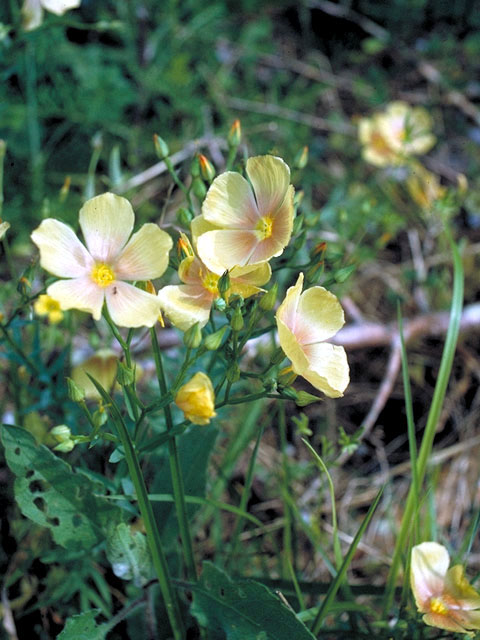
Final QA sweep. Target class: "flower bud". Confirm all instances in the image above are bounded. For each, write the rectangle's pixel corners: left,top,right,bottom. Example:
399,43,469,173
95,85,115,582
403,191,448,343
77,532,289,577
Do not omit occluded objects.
259,283,278,311
217,271,231,299
177,207,194,226
192,177,207,201
204,325,228,351
175,372,216,425
198,154,216,182
66,376,86,402
292,213,304,235
117,361,136,386
177,233,194,259
230,306,244,332
293,230,306,252
226,363,240,383
183,322,202,349
153,134,169,159
53,439,75,453
294,145,309,169
50,424,72,443
214,297,227,311
281,387,298,401
228,119,242,147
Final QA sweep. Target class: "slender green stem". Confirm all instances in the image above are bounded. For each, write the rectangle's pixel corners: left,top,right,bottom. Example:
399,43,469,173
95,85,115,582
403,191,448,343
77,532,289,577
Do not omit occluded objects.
164,157,193,209
88,378,184,639
150,328,197,582
0,324,41,377
383,231,464,615
279,405,293,578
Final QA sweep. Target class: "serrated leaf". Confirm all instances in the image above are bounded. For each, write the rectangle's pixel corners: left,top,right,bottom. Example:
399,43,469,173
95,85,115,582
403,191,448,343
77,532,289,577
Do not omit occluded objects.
106,523,152,587
57,610,107,640
191,563,316,640
2,425,125,550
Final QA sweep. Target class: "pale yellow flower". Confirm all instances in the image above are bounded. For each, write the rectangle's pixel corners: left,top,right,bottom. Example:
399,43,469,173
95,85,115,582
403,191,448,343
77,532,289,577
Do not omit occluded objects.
34,294,64,324
71,349,119,400
158,254,271,331
406,163,445,211
22,0,81,30
31,193,172,328
175,372,216,425
194,155,294,274
275,273,349,398
359,101,435,167
411,542,480,636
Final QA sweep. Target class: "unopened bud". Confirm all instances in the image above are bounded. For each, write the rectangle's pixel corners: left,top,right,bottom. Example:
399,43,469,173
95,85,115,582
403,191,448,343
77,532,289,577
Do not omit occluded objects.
294,145,309,169
66,377,85,402
295,391,322,406
177,207,194,226
153,134,169,159
183,322,202,349
198,154,216,182
51,424,72,443
217,271,231,299
190,155,200,178
226,362,240,383
230,306,244,332
292,213,304,235
53,439,75,453
192,177,207,201
177,233,194,259
293,230,306,252
228,119,242,147
281,387,298,401
259,283,278,311
204,325,228,351
294,190,304,208
117,361,136,386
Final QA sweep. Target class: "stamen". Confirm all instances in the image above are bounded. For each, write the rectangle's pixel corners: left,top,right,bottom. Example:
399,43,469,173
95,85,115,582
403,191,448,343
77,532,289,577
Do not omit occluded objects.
429,597,448,616
202,271,219,295
255,215,274,240
91,263,115,287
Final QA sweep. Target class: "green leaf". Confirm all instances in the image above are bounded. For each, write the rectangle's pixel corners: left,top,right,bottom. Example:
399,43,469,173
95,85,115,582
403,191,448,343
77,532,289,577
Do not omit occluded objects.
2,425,125,550
57,610,107,640
190,563,316,640
106,523,152,587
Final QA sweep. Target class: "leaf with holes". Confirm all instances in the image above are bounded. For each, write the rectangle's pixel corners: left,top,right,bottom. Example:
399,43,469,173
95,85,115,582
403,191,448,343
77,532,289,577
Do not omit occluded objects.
106,522,152,587
2,425,124,550
190,563,316,640
57,610,107,639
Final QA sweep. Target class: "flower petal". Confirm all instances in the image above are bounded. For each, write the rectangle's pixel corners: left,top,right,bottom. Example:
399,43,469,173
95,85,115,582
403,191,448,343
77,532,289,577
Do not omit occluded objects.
248,185,294,263
301,342,350,398
202,172,259,228
47,277,104,320
276,273,304,334
411,542,450,611
105,281,161,328
276,316,310,375
444,565,480,610
190,215,218,249
22,0,43,30
246,155,290,215
42,0,81,14
230,262,271,287
196,229,259,273
31,219,93,277
297,285,345,344
79,192,134,262
158,284,212,331
422,612,470,634
115,223,173,281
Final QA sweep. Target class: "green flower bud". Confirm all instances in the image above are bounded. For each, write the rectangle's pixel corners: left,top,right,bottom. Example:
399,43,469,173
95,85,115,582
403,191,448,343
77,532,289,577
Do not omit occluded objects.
230,306,244,332
294,145,309,169
293,230,306,252
226,362,240,383
190,154,200,177
53,440,75,453
66,377,86,402
228,119,242,147
204,325,228,351
292,213,304,235
295,391,322,406
184,322,202,349
217,271,231,299
153,134,169,159
177,207,194,226
192,177,207,201
259,283,278,311
92,408,108,429
117,361,136,386
214,297,227,311
51,424,72,443
198,154,216,182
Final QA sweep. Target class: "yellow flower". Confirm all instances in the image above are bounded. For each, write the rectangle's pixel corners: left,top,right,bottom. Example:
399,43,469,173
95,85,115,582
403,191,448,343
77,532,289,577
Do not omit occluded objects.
31,193,172,328
158,253,271,331
33,294,64,324
359,101,435,167
275,273,349,398
411,542,480,636
22,0,81,30
193,155,294,274
175,372,216,425
406,163,445,211
71,349,119,400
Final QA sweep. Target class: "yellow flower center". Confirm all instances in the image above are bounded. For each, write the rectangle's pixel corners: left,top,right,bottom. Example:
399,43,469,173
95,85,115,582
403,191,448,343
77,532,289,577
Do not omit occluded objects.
255,215,274,240
202,272,219,295
91,263,115,288
429,597,449,616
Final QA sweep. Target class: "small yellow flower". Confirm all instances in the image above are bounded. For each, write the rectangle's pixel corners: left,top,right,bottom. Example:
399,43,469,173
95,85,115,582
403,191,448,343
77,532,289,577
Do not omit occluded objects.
193,155,294,274
71,349,119,400
359,101,436,167
411,542,480,636
31,192,172,328
275,273,349,398
406,163,445,211
22,0,81,31
34,294,64,324
175,372,216,425
158,253,270,331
